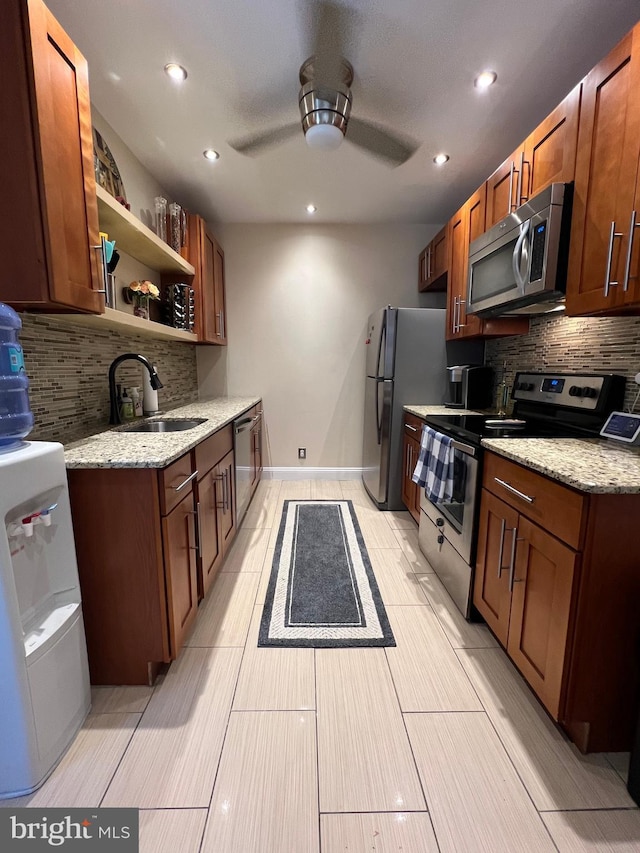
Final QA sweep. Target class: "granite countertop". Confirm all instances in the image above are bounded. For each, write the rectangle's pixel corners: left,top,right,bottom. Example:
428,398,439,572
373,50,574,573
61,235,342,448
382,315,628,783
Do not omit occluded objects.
482,437,640,494
64,396,261,469
404,404,481,418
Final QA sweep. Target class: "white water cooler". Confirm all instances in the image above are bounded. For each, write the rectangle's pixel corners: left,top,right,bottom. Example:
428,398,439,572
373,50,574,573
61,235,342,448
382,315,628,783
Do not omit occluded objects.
0,442,90,799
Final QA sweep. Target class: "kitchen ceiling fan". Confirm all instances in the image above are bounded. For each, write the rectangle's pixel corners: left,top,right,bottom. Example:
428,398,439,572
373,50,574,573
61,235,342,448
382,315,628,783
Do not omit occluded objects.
228,0,418,167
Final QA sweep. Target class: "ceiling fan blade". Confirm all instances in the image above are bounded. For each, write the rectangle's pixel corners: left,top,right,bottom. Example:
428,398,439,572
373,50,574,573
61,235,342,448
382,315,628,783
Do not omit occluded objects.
228,123,300,156
346,117,419,167
309,0,350,89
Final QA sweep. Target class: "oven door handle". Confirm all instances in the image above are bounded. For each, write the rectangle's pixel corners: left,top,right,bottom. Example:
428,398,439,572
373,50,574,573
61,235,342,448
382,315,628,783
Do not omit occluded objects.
450,438,476,457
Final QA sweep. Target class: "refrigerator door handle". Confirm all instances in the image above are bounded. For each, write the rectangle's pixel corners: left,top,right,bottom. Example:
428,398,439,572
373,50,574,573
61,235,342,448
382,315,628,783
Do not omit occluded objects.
375,378,385,444
375,310,387,379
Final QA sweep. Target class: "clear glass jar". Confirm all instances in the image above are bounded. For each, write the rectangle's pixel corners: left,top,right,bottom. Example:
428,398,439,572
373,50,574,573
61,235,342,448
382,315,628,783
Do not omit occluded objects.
169,202,182,252
154,196,167,242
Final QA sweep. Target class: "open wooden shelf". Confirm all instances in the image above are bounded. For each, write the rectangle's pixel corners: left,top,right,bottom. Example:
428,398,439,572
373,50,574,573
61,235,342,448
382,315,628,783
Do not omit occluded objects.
47,307,198,342
95,185,195,276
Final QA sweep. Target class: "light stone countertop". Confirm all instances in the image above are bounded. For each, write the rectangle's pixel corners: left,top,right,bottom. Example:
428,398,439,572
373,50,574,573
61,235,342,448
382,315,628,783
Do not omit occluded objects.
64,396,261,469
481,437,640,494
404,405,481,418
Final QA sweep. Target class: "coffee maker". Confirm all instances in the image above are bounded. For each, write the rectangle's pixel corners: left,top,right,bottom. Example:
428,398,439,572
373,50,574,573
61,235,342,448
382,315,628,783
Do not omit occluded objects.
445,365,493,409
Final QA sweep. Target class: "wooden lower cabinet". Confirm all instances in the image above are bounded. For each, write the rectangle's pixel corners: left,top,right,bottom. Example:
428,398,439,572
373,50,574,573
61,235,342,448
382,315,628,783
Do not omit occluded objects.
68,421,247,685
162,490,199,657
401,413,422,523
474,451,640,752
195,430,236,599
506,516,577,719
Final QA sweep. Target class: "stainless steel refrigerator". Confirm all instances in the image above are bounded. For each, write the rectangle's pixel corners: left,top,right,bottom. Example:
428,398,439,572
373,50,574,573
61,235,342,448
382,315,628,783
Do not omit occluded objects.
362,306,484,510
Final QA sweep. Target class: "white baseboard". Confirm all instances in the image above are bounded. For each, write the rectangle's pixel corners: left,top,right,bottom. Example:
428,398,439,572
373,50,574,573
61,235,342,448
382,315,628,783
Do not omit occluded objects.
263,467,363,481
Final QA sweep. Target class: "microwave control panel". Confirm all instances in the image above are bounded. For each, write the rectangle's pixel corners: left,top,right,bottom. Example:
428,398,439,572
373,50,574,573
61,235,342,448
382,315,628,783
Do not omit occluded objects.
529,221,547,282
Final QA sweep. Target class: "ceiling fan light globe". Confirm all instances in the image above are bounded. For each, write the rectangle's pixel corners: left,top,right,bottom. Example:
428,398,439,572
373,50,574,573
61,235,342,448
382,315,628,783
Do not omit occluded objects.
305,124,344,150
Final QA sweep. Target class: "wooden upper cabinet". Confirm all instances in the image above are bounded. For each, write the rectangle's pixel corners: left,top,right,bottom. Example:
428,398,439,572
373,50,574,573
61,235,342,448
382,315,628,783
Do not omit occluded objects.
566,28,640,315
522,84,581,203
446,185,526,340
484,84,581,233
485,148,523,230
184,214,228,345
418,226,447,291
1,0,103,312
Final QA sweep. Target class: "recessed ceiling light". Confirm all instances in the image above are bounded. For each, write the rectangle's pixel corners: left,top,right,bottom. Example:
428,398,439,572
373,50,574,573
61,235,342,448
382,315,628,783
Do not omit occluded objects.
203,149,220,161
474,70,497,90
306,204,317,214
433,153,450,165
164,63,188,82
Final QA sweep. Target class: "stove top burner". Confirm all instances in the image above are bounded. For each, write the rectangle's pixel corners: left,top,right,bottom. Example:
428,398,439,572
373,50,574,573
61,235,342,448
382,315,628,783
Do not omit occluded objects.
424,413,578,446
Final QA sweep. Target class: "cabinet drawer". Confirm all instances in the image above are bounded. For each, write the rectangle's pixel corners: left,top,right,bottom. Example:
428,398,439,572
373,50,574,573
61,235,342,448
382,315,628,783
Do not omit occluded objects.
195,424,233,479
160,452,197,515
483,453,584,549
403,412,424,439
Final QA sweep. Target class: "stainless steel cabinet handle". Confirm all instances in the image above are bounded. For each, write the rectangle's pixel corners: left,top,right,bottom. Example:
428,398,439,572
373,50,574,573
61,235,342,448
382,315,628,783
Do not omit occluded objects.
623,210,640,292
604,220,624,297
452,296,459,335
496,518,507,577
221,311,225,339
174,470,198,492
508,530,521,592
427,245,432,280
516,152,524,208
520,154,531,203
457,298,467,329
507,161,515,215
494,477,534,503
215,472,225,508
405,424,418,432
215,310,222,337
224,470,230,511
91,238,109,298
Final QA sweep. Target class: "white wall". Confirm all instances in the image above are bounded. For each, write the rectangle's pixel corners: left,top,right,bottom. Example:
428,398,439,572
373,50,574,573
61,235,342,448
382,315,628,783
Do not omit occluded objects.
197,224,444,470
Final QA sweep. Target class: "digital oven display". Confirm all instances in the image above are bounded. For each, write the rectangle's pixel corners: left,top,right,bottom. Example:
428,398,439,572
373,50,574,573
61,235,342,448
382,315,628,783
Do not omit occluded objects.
541,377,565,393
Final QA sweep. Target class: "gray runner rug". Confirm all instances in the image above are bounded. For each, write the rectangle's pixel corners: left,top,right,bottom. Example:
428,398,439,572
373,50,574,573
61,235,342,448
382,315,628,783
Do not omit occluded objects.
258,500,395,648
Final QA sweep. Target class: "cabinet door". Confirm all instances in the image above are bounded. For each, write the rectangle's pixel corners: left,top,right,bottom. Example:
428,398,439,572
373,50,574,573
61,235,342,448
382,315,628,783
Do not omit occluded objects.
217,449,236,553
213,238,227,344
2,0,102,312
431,227,448,281
485,148,523,229
418,248,428,289
523,84,581,203
473,489,518,647
507,517,578,720
162,490,199,657
566,29,640,315
400,436,420,524
196,469,222,599
458,187,485,338
446,204,467,340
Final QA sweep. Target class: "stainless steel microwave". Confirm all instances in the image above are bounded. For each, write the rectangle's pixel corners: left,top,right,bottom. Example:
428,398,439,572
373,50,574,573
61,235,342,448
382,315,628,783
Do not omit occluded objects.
466,182,573,316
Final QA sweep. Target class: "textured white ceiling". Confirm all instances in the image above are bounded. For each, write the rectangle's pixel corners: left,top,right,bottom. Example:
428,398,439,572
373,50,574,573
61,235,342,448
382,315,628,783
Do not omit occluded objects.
47,0,640,225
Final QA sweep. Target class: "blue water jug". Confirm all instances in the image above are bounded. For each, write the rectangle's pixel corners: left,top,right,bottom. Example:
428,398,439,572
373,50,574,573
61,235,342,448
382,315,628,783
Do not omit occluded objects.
0,303,34,448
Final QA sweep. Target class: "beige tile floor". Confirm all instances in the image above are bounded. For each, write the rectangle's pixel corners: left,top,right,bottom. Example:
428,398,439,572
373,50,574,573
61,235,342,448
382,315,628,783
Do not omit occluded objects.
5,479,640,852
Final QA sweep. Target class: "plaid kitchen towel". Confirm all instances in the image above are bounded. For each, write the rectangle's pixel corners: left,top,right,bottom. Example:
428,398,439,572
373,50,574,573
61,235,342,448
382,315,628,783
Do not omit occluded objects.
412,425,455,503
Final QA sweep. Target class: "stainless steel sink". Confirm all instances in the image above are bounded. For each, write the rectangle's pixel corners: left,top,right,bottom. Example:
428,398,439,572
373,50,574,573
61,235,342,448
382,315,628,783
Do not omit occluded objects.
119,418,207,433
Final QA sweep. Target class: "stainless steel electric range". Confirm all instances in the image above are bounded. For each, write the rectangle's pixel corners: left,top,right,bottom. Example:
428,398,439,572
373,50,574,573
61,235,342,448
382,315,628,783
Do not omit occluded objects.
418,371,626,618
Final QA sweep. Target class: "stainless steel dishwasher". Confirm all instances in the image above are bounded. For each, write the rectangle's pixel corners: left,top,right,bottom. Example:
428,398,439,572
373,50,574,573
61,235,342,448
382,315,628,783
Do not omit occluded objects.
234,414,253,525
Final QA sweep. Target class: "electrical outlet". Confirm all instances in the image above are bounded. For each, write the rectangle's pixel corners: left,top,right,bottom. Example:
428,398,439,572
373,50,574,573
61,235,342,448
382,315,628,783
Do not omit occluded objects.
298,448,306,459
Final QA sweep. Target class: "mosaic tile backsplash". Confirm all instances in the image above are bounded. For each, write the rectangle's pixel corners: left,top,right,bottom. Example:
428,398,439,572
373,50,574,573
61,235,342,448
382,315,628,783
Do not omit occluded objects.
485,314,640,413
19,315,199,443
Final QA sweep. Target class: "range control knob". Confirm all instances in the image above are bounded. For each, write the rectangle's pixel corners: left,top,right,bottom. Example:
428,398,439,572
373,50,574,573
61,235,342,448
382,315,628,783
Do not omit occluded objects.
437,534,445,545
436,518,445,527
583,387,598,399
517,381,534,392
569,385,582,397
